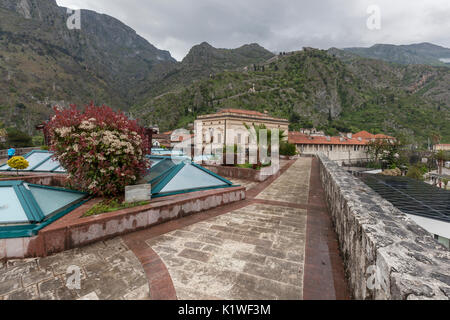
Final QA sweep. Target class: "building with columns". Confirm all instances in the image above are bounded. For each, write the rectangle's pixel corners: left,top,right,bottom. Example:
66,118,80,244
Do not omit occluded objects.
195,109,289,149
289,130,395,165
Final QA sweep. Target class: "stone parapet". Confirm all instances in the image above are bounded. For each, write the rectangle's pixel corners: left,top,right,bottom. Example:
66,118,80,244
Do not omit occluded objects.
317,154,450,300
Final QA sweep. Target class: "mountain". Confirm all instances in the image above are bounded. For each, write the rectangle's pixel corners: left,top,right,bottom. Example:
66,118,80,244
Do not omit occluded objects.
0,0,175,132
0,1,448,145
132,42,275,103
343,43,450,67
0,0,275,133
132,48,450,144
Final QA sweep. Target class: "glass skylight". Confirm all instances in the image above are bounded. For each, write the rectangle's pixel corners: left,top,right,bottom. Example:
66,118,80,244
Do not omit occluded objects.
0,151,67,173
0,187,29,224
0,181,87,238
146,156,235,197
29,186,86,218
160,163,228,194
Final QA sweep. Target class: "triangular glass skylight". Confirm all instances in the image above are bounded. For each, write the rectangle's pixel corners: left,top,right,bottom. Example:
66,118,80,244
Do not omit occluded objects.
159,164,229,194
145,156,235,198
0,181,87,238
0,150,67,173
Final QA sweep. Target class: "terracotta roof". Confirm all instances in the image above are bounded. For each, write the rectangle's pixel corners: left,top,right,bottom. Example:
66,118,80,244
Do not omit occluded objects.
353,131,395,140
353,131,375,139
374,134,395,140
289,132,367,146
219,109,267,117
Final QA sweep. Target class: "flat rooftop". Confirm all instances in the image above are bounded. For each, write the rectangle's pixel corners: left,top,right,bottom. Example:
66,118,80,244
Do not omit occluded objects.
0,158,349,300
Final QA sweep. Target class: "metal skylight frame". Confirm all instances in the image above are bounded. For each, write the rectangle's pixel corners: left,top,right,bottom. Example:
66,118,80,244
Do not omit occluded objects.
0,150,66,173
0,181,88,238
146,156,236,198
362,175,450,223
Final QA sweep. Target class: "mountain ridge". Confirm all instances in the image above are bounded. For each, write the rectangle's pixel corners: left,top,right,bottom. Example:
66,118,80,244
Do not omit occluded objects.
343,43,450,67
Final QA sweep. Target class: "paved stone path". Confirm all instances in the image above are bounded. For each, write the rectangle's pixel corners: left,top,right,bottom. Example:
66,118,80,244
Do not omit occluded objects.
148,204,307,300
0,238,149,300
256,158,311,204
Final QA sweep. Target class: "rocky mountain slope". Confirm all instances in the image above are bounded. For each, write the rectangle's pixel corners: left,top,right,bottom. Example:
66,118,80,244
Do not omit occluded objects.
132,48,450,144
0,1,448,144
344,43,450,67
0,0,274,133
0,0,175,131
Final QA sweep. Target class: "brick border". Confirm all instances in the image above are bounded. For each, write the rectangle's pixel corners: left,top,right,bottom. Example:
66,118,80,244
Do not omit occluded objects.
303,157,350,300
123,238,177,300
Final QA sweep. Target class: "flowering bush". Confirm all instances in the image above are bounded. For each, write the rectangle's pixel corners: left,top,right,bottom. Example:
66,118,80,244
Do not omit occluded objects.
46,103,150,197
7,156,29,175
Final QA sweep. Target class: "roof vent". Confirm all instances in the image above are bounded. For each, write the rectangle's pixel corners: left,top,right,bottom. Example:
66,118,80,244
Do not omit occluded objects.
347,133,353,139
326,136,331,142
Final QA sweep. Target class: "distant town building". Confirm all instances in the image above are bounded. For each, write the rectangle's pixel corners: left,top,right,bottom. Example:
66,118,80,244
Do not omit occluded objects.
195,109,289,149
434,144,450,152
289,130,395,165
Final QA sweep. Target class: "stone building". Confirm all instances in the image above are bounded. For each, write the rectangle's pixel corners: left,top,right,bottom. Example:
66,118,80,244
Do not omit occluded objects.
434,144,450,152
289,130,395,165
195,109,289,149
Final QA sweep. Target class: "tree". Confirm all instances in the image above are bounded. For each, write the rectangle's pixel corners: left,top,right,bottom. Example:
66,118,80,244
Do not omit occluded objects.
434,150,449,176
406,166,425,181
366,139,403,168
244,123,287,168
6,128,33,148
443,178,449,190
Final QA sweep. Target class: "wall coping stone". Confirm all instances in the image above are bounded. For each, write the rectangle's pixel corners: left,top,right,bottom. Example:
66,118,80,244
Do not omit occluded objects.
317,154,450,300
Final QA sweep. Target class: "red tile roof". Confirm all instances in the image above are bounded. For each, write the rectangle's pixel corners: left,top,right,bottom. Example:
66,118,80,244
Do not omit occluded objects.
353,131,375,139
219,109,266,117
353,131,395,140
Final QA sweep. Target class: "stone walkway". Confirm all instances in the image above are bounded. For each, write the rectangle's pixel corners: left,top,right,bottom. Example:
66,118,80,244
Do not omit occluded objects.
0,238,149,300
0,158,349,300
256,158,311,204
148,203,307,300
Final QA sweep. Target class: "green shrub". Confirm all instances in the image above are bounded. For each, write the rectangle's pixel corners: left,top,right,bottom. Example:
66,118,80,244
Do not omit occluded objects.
280,142,297,156
406,166,425,181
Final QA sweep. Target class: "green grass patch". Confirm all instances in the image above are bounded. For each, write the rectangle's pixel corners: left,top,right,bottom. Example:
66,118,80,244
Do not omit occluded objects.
83,199,150,217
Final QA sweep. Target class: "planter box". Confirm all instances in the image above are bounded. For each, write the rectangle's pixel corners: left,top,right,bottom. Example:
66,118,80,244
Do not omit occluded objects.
202,164,274,182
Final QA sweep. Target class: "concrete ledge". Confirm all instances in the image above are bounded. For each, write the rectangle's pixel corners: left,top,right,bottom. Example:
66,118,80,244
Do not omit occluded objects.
202,165,270,182
0,174,68,187
317,154,450,300
0,186,246,260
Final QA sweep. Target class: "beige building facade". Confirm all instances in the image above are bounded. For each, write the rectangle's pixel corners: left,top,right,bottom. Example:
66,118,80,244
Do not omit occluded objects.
195,109,289,150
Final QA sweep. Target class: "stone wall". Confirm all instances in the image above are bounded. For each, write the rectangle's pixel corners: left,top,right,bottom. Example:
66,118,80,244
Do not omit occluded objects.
317,154,450,300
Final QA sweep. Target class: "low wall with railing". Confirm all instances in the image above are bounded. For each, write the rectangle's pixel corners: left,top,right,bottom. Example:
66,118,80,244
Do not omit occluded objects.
0,147,40,159
317,154,450,300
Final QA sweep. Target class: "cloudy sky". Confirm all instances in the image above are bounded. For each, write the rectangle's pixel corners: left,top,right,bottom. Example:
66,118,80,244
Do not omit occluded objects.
56,0,450,61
